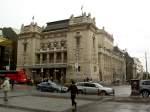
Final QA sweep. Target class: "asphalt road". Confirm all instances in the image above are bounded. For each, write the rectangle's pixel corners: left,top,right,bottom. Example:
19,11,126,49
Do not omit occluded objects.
69,101,150,112
1,84,144,112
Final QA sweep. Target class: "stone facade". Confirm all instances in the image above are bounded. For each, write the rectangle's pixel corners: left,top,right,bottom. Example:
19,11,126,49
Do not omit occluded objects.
17,13,126,84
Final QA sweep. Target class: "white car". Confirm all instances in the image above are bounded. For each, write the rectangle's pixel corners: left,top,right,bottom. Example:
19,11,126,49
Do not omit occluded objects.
76,82,115,95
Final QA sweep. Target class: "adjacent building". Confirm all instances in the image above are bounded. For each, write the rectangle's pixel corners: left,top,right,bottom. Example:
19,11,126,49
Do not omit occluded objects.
0,28,18,70
17,13,126,84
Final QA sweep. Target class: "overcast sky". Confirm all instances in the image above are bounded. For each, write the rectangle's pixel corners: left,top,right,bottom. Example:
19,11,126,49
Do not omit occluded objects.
1,0,150,71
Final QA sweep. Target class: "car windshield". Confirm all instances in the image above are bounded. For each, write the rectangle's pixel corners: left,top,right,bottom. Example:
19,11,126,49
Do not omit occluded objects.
94,83,103,88
50,82,64,88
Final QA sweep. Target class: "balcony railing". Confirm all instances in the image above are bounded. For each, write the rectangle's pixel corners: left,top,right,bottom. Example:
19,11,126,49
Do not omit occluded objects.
36,47,67,53
35,60,67,64
34,61,67,68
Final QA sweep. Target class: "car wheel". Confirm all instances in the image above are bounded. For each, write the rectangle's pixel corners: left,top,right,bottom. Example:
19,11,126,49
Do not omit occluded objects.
141,90,149,97
100,91,106,96
53,89,59,93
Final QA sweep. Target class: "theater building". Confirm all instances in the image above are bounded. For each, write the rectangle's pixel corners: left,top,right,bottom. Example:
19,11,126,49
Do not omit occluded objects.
17,13,126,84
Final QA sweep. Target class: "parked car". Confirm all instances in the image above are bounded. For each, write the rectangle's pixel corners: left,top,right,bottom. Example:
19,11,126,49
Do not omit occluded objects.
36,81,68,93
75,82,115,95
139,80,150,97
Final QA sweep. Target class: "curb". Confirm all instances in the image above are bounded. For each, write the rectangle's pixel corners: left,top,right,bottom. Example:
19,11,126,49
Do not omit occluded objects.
31,93,105,101
105,96,150,103
0,95,150,112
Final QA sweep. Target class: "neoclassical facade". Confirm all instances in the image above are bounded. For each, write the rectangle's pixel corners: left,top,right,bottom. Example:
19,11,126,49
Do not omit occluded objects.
17,13,126,84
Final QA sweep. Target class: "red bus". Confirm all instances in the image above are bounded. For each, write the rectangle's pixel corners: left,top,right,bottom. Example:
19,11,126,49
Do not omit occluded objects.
0,70,28,83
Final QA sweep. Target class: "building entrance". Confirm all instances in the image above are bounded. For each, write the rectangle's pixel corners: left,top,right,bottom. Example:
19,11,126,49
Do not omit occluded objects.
32,68,66,84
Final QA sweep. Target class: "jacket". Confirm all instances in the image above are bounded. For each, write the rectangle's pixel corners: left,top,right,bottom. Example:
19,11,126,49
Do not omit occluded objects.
1,79,10,91
68,84,78,96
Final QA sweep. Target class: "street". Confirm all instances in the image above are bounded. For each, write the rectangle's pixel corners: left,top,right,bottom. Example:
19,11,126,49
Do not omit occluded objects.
0,84,149,112
70,101,150,112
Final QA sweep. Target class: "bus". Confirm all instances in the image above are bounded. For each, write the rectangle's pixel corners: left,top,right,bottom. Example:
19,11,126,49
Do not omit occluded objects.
0,69,28,83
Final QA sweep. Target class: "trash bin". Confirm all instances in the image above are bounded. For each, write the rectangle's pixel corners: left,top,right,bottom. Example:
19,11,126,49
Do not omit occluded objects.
130,79,140,96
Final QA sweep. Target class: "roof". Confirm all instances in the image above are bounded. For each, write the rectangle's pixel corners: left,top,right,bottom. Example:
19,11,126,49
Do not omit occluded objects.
43,19,69,32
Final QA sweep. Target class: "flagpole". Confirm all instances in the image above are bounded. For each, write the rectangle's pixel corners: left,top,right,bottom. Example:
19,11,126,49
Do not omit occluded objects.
145,52,148,79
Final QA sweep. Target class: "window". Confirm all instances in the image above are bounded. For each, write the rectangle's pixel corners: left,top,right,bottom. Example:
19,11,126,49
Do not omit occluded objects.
142,81,150,85
60,40,65,47
37,54,40,62
84,83,90,87
48,43,51,49
89,83,96,87
42,54,47,62
93,35,95,49
54,42,58,47
40,43,45,50
78,66,81,71
77,83,84,86
94,66,97,72
23,42,27,52
75,32,81,47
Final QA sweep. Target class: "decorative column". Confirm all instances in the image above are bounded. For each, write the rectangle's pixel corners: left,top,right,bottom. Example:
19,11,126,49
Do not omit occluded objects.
40,53,43,64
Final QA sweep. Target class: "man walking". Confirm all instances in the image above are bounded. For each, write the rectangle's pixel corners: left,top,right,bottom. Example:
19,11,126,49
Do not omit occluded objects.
68,80,78,109
1,77,11,101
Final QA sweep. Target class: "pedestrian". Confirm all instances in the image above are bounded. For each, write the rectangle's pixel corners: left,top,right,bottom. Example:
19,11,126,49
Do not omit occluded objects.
67,80,78,109
1,77,11,101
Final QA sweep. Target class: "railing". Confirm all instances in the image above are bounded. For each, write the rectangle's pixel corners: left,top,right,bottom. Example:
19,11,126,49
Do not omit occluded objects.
36,47,67,53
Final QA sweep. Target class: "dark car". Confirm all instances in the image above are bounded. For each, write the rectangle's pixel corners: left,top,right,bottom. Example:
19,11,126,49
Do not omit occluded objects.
36,81,68,93
139,80,150,97
130,79,150,97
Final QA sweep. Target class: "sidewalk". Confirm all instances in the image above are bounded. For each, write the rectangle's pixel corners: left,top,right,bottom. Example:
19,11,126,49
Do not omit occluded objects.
32,91,150,103
32,91,106,101
0,84,150,112
0,93,150,112
0,96,94,112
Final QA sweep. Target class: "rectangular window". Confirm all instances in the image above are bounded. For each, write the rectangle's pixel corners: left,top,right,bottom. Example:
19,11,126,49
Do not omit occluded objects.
23,43,27,52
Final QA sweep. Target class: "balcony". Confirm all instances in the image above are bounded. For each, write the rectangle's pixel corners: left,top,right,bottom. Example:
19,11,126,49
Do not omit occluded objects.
34,61,67,68
35,47,67,53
